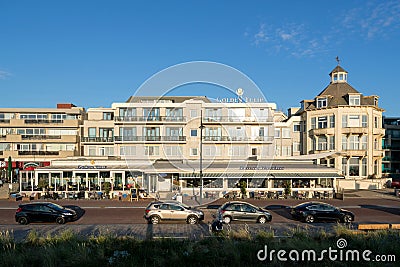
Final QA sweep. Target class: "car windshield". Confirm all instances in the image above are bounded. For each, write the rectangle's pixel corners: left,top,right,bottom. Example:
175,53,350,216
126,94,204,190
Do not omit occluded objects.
47,203,64,211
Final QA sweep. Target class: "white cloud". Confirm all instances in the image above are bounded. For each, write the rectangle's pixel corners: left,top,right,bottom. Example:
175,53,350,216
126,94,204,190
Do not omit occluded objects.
340,0,400,39
0,70,11,79
248,22,329,58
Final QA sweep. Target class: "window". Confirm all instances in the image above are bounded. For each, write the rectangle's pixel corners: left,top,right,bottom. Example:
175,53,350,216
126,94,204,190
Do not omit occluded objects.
342,135,348,150
311,117,316,129
329,136,335,150
190,129,197,137
88,128,96,137
348,115,360,127
349,95,360,105
204,145,221,157
342,158,347,175
317,136,328,151
119,108,136,117
166,108,183,121
205,108,222,122
274,128,280,138
317,98,328,108
362,115,368,127
361,135,367,150
103,112,113,120
99,147,114,156
361,158,367,176
204,127,221,137
318,116,328,128
166,127,183,138
374,117,380,128
164,146,182,156
293,123,301,132
342,115,348,128
228,145,247,157
144,146,159,156
99,128,113,138
143,108,160,121
120,146,136,156
88,146,96,156
190,148,198,156
119,127,136,140
329,115,335,128
349,135,360,150
349,157,359,176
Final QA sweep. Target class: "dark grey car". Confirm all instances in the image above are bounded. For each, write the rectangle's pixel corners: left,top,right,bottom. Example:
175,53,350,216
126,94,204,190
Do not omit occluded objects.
216,201,272,224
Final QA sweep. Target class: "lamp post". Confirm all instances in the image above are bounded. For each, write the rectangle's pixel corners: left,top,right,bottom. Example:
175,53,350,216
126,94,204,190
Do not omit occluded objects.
199,110,204,205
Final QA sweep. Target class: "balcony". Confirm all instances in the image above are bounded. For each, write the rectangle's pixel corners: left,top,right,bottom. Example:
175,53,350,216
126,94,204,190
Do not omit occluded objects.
81,137,114,143
373,128,385,136
202,116,273,123
5,118,80,127
203,136,274,142
114,136,186,142
18,151,59,156
309,128,334,136
114,116,186,123
21,135,62,140
341,127,369,135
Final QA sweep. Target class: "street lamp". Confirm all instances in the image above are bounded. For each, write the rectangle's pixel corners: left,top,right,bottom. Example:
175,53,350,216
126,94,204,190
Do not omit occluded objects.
199,110,204,205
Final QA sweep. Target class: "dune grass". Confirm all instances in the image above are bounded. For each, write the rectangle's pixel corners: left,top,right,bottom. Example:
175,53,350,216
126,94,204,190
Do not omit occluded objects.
0,225,399,267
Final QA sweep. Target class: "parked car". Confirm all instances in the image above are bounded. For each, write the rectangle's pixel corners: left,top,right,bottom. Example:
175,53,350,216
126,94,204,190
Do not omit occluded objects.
15,202,78,225
291,202,354,223
215,201,272,224
144,201,204,224
391,179,400,189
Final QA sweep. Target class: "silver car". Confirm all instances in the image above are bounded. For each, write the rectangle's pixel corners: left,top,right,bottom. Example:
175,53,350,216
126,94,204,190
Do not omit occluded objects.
216,201,272,224
144,201,204,224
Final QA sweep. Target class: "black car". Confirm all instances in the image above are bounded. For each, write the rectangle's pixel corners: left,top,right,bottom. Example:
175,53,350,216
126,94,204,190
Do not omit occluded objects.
291,202,354,223
216,201,272,224
15,202,78,225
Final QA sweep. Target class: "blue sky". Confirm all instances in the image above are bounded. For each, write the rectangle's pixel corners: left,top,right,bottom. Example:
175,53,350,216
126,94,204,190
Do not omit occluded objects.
1,0,400,116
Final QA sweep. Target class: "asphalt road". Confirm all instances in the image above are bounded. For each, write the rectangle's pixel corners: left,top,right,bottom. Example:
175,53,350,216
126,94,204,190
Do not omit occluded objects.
0,197,399,241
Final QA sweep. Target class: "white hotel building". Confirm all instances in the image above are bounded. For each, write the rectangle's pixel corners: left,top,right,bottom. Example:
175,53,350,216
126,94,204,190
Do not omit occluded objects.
9,63,386,198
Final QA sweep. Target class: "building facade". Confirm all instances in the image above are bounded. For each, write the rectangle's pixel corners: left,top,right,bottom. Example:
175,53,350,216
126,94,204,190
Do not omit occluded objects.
382,117,400,179
300,64,385,179
0,104,85,181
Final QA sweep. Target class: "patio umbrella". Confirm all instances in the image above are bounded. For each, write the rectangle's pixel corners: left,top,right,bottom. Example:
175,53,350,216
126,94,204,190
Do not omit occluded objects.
7,156,12,182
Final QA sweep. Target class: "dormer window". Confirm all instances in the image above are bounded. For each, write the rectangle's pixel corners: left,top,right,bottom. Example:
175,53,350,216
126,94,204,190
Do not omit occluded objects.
317,97,328,108
349,95,360,105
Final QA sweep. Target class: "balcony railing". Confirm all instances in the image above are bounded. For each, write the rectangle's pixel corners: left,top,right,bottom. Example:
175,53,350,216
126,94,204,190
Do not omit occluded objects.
114,136,186,142
203,116,273,123
203,136,274,142
18,151,59,156
114,116,186,122
21,135,62,140
24,119,65,124
81,137,114,143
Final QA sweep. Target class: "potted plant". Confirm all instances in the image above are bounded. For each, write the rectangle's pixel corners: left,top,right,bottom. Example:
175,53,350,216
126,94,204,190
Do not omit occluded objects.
103,182,111,199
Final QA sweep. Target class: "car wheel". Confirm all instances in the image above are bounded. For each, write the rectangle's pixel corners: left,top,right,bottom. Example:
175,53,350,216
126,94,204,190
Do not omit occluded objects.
187,215,198,225
223,216,232,224
305,215,315,223
257,216,268,224
342,215,353,223
18,217,29,225
150,215,161,225
56,217,66,224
